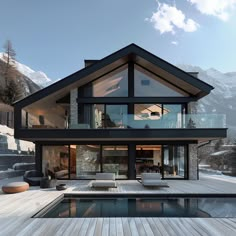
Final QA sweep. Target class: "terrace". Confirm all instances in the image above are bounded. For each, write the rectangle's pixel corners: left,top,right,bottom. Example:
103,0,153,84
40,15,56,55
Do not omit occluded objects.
1,174,236,235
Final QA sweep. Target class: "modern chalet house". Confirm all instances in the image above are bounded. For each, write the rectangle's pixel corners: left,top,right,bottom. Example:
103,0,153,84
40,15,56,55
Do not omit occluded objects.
13,44,227,180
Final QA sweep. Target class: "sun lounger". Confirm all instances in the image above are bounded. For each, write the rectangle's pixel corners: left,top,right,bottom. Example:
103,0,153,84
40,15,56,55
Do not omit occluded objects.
91,173,117,188
141,172,169,187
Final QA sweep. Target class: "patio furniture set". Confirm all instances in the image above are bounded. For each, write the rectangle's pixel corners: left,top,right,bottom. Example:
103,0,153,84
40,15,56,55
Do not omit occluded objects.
1,171,169,194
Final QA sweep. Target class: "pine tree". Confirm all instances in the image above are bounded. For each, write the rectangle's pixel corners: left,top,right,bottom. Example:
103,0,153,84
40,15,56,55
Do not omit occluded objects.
2,40,16,86
0,40,21,104
3,79,21,104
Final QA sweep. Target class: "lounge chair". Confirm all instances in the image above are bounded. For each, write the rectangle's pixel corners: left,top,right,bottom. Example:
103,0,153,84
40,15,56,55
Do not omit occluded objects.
141,172,169,187
23,170,44,186
91,173,117,188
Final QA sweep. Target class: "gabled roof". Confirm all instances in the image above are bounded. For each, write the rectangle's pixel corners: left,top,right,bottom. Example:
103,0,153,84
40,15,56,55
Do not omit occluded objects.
13,43,213,108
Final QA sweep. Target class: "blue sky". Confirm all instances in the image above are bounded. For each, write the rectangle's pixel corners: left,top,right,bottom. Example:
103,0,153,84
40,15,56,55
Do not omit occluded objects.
0,0,236,81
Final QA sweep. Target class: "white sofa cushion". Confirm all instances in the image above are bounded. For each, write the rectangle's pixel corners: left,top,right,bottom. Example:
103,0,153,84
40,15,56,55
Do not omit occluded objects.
91,180,117,188
141,172,169,187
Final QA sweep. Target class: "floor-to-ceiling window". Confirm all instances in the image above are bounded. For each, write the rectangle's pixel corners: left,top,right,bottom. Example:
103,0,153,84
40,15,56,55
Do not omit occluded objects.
102,145,128,179
42,145,69,179
133,104,185,128
135,145,162,178
70,145,101,179
135,144,187,179
41,144,187,180
76,104,128,129
69,144,128,179
163,145,187,179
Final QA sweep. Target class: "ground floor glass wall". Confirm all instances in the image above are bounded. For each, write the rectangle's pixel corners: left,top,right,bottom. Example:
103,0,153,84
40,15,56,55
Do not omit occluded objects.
41,143,187,180
163,145,187,178
70,145,128,179
135,144,187,179
42,146,69,179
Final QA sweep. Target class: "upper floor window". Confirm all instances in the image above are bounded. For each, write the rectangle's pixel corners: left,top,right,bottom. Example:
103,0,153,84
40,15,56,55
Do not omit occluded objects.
134,65,185,97
82,65,128,97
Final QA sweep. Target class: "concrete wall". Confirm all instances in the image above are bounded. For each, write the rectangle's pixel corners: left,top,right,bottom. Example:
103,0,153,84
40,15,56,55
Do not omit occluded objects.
188,102,199,179
188,144,198,180
70,88,78,126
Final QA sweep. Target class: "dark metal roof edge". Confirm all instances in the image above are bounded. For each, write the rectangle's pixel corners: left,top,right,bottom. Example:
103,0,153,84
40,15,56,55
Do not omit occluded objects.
13,43,213,108
13,43,136,107
130,44,214,91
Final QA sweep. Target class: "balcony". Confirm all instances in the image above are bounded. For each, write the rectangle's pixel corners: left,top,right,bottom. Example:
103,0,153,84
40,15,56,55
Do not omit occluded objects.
69,114,226,129
22,112,226,130
17,112,227,142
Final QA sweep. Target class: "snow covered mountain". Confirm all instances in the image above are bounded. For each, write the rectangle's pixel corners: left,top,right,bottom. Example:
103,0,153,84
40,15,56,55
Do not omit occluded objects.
178,64,236,140
0,53,52,87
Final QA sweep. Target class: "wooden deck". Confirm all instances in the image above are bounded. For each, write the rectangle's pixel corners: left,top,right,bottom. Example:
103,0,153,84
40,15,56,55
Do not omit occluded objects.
0,174,236,235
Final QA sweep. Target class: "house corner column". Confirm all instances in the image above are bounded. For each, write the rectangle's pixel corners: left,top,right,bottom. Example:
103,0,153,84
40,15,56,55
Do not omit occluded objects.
70,88,78,126
35,143,42,173
188,144,198,180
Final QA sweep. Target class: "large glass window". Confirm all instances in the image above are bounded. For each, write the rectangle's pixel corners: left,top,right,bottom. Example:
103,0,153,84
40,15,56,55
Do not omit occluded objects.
132,104,185,128
83,65,128,97
163,145,187,178
42,146,69,179
105,105,128,128
76,104,128,129
71,145,101,179
102,145,128,179
162,104,183,128
134,65,185,97
135,145,162,178
135,144,187,179
134,104,162,120
69,145,128,179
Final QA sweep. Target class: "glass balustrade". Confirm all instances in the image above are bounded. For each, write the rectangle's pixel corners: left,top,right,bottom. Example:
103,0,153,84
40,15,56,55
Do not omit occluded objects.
21,108,226,129
68,113,226,129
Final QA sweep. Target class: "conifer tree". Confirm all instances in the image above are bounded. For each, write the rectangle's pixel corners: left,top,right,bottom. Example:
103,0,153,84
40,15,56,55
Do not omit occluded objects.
0,40,21,104
2,40,16,86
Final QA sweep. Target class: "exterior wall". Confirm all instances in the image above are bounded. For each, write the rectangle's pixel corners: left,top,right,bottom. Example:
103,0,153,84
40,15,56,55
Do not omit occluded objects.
188,144,198,180
188,102,199,180
70,89,78,126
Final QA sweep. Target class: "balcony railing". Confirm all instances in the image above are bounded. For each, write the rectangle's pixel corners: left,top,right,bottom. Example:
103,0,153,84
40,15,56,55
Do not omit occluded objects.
68,114,226,129
22,112,226,130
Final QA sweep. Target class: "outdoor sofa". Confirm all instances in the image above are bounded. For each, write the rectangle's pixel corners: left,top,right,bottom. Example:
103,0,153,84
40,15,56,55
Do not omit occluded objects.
23,170,44,186
90,173,117,188
141,172,169,187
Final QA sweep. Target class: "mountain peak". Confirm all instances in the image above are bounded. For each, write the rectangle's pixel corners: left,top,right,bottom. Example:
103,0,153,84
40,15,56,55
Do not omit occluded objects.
0,52,52,86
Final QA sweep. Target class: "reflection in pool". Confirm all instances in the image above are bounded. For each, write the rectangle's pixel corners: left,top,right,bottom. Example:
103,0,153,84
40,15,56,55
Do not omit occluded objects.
36,196,236,218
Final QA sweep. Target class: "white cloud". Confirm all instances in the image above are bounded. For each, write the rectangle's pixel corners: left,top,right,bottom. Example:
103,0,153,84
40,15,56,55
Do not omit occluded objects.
188,0,236,21
171,41,178,45
147,3,199,34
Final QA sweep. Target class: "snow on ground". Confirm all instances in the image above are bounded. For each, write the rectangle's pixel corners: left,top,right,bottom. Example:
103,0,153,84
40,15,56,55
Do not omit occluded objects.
0,124,34,152
200,172,236,184
210,150,231,156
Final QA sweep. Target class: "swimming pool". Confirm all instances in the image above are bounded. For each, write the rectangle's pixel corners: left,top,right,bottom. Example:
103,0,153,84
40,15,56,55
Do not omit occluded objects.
34,195,236,218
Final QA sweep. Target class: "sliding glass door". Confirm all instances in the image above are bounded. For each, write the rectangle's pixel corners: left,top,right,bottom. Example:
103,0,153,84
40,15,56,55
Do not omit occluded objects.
69,144,128,179
163,145,187,178
135,145,162,178
102,145,128,179
135,144,187,179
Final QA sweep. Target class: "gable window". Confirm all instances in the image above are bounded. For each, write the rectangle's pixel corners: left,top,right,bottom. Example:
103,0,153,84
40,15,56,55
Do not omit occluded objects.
82,65,128,97
134,65,185,97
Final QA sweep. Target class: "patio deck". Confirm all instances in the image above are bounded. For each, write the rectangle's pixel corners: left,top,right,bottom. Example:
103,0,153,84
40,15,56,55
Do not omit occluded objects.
0,174,236,235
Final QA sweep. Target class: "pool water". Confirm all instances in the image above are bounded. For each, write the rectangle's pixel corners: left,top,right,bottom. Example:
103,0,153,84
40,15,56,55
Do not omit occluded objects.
36,196,236,218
